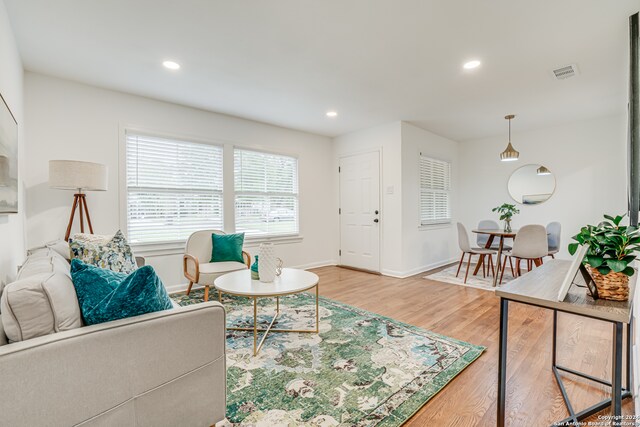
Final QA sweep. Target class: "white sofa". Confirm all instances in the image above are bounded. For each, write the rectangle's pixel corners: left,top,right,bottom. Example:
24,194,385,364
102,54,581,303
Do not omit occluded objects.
0,246,226,427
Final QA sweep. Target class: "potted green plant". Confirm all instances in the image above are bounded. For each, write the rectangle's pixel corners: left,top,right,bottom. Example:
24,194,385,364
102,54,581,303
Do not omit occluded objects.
568,214,640,301
492,203,520,232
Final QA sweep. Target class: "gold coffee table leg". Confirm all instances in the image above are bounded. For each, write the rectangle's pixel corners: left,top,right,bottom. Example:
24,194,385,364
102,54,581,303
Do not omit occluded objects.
226,283,321,356
253,297,257,356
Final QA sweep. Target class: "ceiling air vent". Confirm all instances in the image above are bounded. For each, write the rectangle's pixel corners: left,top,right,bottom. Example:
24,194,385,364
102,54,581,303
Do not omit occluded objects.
551,64,579,80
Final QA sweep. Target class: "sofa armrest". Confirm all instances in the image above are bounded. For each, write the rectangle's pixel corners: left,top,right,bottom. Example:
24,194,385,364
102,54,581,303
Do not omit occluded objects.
0,302,226,427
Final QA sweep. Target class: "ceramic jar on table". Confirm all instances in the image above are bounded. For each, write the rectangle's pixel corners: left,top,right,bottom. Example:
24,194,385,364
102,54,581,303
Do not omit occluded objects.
258,243,277,282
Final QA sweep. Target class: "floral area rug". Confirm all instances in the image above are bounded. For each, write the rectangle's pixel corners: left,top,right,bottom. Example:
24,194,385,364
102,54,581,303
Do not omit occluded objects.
425,260,518,291
172,289,485,426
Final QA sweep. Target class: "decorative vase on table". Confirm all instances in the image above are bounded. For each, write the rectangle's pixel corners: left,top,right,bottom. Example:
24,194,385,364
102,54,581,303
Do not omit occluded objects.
251,255,260,280
258,243,277,282
492,203,519,234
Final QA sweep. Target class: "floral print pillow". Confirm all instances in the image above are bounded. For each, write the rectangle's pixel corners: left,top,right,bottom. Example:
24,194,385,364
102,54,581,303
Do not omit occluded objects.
69,230,137,274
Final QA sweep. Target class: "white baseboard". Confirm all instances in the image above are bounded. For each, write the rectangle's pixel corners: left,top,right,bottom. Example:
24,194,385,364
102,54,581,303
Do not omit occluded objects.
380,257,458,279
290,259,338,270
164,259,338,294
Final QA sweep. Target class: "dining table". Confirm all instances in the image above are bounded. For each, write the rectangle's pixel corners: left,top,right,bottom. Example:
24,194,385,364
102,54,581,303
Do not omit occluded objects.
472,229,517,286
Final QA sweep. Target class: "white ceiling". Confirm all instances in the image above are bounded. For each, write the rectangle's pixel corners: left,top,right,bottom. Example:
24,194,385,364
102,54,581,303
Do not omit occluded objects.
5,0,639,141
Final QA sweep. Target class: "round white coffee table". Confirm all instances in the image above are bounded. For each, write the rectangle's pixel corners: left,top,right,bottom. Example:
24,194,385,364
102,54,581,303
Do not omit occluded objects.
214,268,320,356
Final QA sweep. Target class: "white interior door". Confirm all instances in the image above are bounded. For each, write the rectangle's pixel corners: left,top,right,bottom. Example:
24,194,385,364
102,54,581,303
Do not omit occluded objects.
339,151,380,272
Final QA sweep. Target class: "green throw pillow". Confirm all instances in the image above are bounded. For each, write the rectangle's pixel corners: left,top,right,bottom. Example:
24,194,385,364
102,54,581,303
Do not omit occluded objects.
211,232,245,263
70,259,173,326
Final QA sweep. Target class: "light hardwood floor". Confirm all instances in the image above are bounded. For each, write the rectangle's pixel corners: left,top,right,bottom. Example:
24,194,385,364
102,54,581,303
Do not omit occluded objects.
310,265,635,426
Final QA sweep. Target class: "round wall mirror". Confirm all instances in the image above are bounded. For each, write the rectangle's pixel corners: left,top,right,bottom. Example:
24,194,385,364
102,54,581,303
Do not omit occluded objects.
507,164,556,205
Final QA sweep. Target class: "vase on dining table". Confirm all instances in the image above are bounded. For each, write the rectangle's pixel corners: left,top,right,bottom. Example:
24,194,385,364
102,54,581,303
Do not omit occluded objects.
503,218,512,232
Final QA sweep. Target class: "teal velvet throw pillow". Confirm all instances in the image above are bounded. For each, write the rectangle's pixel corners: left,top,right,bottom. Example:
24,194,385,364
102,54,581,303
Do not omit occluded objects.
70,259,173,326
211,232,245,263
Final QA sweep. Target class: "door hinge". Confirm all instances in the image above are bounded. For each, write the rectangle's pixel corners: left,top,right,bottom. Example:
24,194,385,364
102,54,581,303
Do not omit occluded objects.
339,208,341,214
338,166,341,173
339,249,342,256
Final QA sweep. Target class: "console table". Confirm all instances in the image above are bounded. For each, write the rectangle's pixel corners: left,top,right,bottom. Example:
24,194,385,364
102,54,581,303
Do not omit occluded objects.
495,260,635,426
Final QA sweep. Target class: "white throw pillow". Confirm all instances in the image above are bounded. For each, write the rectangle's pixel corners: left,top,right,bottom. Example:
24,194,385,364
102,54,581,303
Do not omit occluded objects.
1,271,82,343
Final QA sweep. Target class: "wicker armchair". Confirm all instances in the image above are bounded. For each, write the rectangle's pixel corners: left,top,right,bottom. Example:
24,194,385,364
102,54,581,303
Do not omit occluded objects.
183,230,251,301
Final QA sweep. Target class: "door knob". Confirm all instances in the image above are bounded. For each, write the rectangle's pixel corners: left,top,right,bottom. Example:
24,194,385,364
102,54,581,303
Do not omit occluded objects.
375,210,379,215
374,219,379,223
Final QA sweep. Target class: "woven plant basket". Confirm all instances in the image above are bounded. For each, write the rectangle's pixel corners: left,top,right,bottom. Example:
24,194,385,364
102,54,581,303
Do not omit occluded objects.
585,264,630,301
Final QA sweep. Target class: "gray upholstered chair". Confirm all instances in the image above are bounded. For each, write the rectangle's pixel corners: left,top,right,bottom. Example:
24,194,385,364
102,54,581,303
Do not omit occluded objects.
499,224,548,282
546,221,561,258
477,219,512,251
183,230,251,301
476,219,499,248
456,222,497,283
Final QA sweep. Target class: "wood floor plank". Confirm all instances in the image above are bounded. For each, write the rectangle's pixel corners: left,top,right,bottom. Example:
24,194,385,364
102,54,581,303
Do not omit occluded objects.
310,266,635,426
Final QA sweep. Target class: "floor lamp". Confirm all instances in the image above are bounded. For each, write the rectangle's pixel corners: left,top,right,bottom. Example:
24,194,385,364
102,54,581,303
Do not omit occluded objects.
49,160,108,241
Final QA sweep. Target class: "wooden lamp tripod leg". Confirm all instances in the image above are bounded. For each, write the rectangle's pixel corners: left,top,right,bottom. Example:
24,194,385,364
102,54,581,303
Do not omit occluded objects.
78,194,85,233
81,195,94,234
64,193,95,241
64,195,80,241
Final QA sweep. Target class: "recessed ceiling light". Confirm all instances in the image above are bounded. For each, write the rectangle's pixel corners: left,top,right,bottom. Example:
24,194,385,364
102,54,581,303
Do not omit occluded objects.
162,60,180,70
463,60,481,70
326,111,338,117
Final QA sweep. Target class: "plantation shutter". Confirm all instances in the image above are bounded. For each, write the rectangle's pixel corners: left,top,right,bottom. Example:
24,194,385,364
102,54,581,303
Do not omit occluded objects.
419,155,451,225
234,148,299,237
126,133,223,244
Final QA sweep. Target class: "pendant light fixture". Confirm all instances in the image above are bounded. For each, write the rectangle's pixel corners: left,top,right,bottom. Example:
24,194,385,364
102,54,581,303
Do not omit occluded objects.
500,114,519,162
536,165,551,175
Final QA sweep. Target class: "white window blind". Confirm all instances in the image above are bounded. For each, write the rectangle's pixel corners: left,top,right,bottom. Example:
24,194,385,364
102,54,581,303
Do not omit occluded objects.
234,148,299,237
126,133,223,244
420,155,451,225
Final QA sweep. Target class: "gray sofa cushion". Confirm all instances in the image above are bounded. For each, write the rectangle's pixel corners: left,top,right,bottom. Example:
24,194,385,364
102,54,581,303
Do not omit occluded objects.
27,240,72,261
1,252,81,343
18,248,69,280
0,320,6,346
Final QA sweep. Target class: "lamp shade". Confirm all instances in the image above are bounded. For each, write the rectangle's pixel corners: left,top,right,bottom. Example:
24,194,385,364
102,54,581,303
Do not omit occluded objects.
500,143,520,162
536,165,551,175
49,160,108,191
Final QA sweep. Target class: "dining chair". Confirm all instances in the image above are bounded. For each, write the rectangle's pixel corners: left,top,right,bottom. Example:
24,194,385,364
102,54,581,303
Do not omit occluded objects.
456,222,497,283
546,221,561,258
476,220,499,247
476,219,512,252
499,224,548,283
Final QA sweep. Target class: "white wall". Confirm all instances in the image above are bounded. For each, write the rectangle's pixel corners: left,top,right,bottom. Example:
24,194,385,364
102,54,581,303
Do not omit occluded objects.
0,1,25,286
333,122,403,275
458,115,627,259
332,121,460,277
24,73,337,288
401,122,459,275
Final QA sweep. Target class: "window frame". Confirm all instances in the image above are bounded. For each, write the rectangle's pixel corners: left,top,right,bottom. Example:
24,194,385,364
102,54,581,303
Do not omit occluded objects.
233,146,300,240
419,154,452,227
